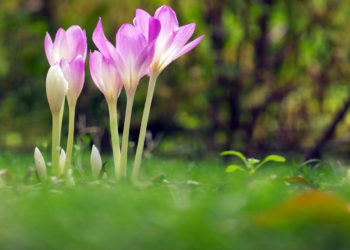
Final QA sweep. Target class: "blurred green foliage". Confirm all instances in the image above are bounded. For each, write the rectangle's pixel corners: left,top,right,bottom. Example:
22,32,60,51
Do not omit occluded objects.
1,0,350,157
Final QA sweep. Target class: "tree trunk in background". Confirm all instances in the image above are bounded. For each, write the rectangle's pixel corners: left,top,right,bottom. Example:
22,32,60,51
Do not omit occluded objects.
254,0,274,82
204,0,226,151
38,0,56,31
244,0,274,154
305,95,350,160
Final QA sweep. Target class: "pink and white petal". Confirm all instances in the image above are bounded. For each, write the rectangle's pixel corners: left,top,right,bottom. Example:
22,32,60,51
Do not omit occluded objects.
154,5,179,28
136,18,160,77
133,9,151,40
92,18,115,59
67,55,85,98
53,28,66,47
111,50,126,76
72,34,88,62
53,28,66,58
65,26,87,61
172,23,196,50
136,43,155,77
174,35,204,59
154,5,179,44
81,30,87,60
148,18,161,44
59,58,71,83
44,33,55,65
153,29,177,64
63,26,83,61
101,56,123,100
89,50,106,95
116,24,147,60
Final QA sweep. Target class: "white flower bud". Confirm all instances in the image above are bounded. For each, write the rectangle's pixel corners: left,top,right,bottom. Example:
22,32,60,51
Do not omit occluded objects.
91,145,102,179
58,149,66,176
46,65,68,113
34,147,47,180
66,169,75,186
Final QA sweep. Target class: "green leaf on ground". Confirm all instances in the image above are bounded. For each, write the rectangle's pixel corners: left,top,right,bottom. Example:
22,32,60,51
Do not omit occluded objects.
225,164,245,173
221,150,248,166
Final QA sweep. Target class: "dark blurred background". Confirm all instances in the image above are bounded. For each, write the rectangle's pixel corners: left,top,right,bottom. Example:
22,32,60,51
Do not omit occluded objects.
1,0,350,159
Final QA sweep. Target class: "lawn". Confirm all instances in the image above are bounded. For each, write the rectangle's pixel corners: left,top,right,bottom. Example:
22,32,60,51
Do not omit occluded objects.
1,152,350,250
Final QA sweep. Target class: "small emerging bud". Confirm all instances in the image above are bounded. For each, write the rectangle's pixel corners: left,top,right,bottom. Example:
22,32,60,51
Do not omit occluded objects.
34,147,47,181
90,145,102,179
59,149,66,176
66,169,75,186
46,65,68,114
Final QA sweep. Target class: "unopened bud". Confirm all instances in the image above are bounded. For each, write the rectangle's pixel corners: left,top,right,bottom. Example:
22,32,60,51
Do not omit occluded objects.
90,145,102,179
66,168,75,186
59,149,66,176
34,147,47,180
46,65,68,113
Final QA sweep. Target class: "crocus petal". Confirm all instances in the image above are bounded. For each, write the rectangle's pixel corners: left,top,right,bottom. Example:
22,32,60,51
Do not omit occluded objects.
172,23,196,49
52,28,67,62
136,45,154,77
89,50,123,103
154,6,179,45
133,9,151,40
92,18,116,59
175,35,204,59
100,56,122,100
154,5,179,30
60,56,85,104
115,24,148,89
116,24,147,60
89,51,105,94
136,18,161,76
155,23,197,69
148,17,161,43
63,26,87,61
45,25,87,67
82,30,87,60
53,28,66,48
44,33,55,65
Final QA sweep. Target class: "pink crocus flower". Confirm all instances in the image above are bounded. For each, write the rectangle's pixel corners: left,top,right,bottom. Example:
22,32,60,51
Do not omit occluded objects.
59,56,85,105
133,5,204,73
92,17,161,95
45,26,87,104
89,51,123,103
91,17,161,179
131,6,204,180
44,25,87,170
89,49,124,180
45,25,87,65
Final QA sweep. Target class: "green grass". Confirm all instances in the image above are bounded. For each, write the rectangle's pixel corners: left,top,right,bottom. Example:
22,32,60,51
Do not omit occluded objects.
1,152,350,250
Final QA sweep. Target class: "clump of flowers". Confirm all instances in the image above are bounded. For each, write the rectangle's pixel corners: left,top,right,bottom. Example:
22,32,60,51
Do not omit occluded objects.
34,5,203,182
41,26,87,177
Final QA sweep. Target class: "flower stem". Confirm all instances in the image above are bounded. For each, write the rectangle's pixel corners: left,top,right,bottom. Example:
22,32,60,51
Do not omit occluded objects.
132,73,159,181
107,101,121,180
65,102,76,171
51,112,60,176
120,93,135,177
58,101,65,143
